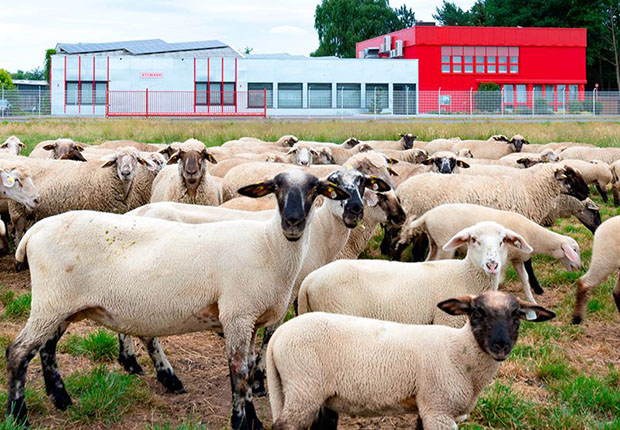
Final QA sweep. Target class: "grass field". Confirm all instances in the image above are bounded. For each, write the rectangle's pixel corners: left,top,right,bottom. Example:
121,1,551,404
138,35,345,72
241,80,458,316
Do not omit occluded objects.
0,119,618,429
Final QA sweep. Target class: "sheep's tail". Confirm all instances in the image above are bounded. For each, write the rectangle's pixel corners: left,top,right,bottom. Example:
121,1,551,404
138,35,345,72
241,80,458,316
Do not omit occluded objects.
397,214,427,245
15,225,36,271
266,331,285,422
297,282,311,315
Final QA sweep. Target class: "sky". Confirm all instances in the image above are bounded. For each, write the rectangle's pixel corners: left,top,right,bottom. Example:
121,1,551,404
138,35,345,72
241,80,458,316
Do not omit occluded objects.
1,0,477,72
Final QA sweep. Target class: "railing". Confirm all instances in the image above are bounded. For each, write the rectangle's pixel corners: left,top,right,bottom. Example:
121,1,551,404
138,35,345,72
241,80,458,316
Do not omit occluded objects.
107,90,267,117
0,88,50,117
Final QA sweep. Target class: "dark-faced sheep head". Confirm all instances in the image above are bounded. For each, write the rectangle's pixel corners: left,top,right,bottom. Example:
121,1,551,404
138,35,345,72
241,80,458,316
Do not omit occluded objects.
438,291,555,362
399,133,417,150
577,198,601,234
167,148,217,196
508,135,529,152
0,167,40,211
555,166,589,201
44,139,86,162
364,189,406,227
238,170,350,241
422,153,470,174
342,137,360,149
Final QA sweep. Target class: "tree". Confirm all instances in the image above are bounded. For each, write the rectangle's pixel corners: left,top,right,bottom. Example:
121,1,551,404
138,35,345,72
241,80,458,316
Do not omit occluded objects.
243,46,253,55
312,0,411,58
0,69,14,90
11,68,45,81
44,49,56,84
433,1,472,25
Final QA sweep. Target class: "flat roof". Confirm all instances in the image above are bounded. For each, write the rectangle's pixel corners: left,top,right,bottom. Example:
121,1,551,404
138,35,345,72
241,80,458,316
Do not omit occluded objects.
56,39,230,55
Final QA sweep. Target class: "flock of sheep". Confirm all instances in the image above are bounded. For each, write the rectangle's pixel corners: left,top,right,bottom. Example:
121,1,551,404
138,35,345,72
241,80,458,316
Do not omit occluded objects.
0,131,618,429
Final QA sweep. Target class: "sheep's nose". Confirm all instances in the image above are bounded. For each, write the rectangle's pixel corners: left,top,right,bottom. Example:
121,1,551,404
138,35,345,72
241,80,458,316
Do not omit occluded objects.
33,196,41,205
486,261,499,273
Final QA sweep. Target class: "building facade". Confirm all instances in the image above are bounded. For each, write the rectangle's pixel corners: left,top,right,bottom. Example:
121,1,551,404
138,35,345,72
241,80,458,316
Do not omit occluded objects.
50,39,418,117
356,26,587,113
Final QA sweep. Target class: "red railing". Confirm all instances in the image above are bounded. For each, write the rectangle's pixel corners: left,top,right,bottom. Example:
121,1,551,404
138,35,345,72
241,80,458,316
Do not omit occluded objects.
106,90,267,117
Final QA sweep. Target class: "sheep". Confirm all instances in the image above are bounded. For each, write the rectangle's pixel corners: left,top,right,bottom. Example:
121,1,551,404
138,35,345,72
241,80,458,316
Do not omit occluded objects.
5,170,350,429
356,133,417,151
268,142,335,165
558,160,613,202
150,139,221,206
8,147,155,244
397,164,589,224
541,196,601,233
29,138,88,161
220,195,278,211
421,151,470,174
370,148,428,164
423,137,462,154
521,141,595,153
1,136,26,156
610,160,620,206
560,146,620,164
398,203,581,303
220,134,298,149
452,134,529,159
500,148,562,167
99,140,160,152
299,221,532,325
572,215,620,324
267,291,555,430
0,160,40,211
206,144,288,161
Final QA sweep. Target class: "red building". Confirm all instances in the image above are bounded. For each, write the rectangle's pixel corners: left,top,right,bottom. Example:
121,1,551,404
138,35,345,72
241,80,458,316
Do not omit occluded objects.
356,26,587,114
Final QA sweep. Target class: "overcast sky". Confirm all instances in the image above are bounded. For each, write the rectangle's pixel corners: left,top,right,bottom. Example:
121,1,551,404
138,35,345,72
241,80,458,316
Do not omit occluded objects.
1,0,476,72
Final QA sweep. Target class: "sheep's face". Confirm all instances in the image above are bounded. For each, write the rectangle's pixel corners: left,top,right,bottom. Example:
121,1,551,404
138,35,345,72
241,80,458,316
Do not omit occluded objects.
342,137,360,149
555,166,589,201
316,148,335,164
516,157,541,168
406,149,428,164
443,222,533,276
168,149,217,195
44,139,86,161
281,135,298,147
1,136,25,156
327,169,391,228
399,133,417,150
364,189,406,227
457,149,473,159
139,152,167,173
508,135,529,152
576,199,601,234
0,167,40,211
102,148,149,199
438,291,555,361
422,153,469,174
557,239,581,271
287,146,314,167
237,170,350,241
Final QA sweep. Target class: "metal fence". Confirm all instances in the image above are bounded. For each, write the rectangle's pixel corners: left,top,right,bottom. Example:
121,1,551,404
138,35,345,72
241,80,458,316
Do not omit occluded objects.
0,88,50,117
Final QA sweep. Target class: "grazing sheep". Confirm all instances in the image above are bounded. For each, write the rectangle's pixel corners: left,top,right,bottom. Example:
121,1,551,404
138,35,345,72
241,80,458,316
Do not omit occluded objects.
5,170,350,429
572,216,620,324
150,139,221,206
268,291,555,430
398,203,581,303
357,133,417,151
299,221,532,326
560,146,620,164
541,196,601,234
452,134,529,159
29,138,87,161
558,160,613,202
396,164,589,223
1,136,26,156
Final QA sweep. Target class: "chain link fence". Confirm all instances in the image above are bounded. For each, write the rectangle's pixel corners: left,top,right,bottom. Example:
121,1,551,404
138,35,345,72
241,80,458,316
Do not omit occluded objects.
0,88,50,117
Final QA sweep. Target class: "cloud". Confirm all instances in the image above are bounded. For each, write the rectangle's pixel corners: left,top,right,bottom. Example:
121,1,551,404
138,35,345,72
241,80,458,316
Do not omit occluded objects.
268,25,307,34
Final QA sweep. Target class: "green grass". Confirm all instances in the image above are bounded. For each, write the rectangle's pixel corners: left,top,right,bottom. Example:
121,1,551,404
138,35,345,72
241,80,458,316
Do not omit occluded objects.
64,365,148,424
0,416,28,430
59,330,118,362
147,418,209,430
0,292,31,320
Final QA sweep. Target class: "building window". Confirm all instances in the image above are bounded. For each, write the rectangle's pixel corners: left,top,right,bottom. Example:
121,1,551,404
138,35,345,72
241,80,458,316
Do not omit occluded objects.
516,85,527,103
247,83,273,108
569,85,579,100
476,65,484,73
503,85,514,104
499,65,507,74
278,83,303,108
441,45,519,75
442,64,450,73
545,85,555,103
366,84,388,111
441,56,450,63
196,82,235,106
66,81,107,105
510,65,519,74
488,65,496,74
336,84,361,108
453,65,462,73
308,83,332,108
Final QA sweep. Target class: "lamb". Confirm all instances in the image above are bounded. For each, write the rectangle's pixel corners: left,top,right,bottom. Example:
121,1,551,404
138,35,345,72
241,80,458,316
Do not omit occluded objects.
356,133,417,150
398,203,581,303
572,215,620,324
396,164,589,223
1,136,26,156
560,146,620,164
150,139,221,206
29,138,88,161
541,196,601,233
5,170,350,429
299,221,532,326
452,134,529,159
268,291,555,429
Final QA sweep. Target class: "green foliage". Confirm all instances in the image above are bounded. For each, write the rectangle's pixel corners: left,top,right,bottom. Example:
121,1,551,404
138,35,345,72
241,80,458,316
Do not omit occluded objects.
1,292,31,320
0,416,28,430
433,1,474,25
64,366,147,424
44,49,56,84
312,0,414,58
60,329,118,362
10,68,45,81
0,70,14,90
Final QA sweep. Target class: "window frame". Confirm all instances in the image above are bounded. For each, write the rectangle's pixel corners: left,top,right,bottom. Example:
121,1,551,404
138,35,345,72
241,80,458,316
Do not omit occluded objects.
307,83,332,109
336,83,361,108
247,83,273,108
66,81,107,106
195,82,236,106
278,83,303,109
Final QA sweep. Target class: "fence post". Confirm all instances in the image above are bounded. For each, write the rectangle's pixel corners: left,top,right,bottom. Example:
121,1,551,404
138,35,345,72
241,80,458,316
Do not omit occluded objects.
469,87,473,116
263,88,267,118
38,87,41,117
532,87,535,116
374,87,377,120
501,88,504,116
593,88,597,116
562,88,566,116
406,86,409,116
145,88,149,118
438,88,441,116
1,88,3,118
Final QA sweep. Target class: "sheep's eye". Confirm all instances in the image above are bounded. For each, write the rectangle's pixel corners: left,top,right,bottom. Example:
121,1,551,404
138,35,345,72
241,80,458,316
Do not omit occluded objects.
471,237,477,244
471,308,485,320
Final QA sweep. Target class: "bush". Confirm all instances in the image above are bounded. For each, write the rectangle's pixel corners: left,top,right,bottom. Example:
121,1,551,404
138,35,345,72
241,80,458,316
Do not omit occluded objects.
474,83,501,113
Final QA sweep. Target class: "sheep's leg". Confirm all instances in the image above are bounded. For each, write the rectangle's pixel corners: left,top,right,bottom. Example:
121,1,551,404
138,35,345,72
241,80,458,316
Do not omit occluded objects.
141,337,186,394
418,413,457,430
311,407,339,430
514,261,538,304
523,259,544,295
411,234,429,262
40,322,72,410
251,325,276,398
117,334,144,375
225,318,264,430
612,271,620,315
613,186,620,207
596,184,609,203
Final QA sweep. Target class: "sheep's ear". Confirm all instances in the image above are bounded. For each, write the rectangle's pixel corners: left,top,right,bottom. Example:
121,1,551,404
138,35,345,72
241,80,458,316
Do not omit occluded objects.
586,200,599,210
19,142,26,149
516,298,556,322
456,160,470,168
101,157,117,168
503,229,533,254
387,166,399,176
437,296,473,316
158,146,177,159
317,181,350,201
554,167,568,180
357,143,373,153
238,180,276,198
562,243,581,265
386,157,399,165
523,140,530,145
74,144,85,152
42,143,56,151
0,142,7,148
516,158,529,167
0,171,16,188
443,228,472,250
286,148,297,156
203,151,217,164
167,151,182,165
364,176,391,192
72,151,88,162
421,158,434,165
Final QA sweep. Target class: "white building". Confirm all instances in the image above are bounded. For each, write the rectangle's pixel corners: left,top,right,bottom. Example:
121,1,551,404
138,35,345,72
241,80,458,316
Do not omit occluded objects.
50,39,418,117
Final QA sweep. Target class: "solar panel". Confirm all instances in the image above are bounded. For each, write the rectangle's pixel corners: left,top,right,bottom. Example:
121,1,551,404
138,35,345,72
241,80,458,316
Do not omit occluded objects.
56,39,228,55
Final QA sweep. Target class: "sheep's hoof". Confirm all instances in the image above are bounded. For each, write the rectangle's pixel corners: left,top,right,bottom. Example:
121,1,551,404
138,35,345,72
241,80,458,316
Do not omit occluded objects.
14,260,28,272
52,391,73,411
156,369,187,394
118,354,144,376
571,315,583,325
231,402,264,430
252,378,267,398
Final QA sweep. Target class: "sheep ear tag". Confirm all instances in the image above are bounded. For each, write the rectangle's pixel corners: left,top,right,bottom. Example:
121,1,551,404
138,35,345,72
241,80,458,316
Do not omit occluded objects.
1,172,15,188
524,309,537,321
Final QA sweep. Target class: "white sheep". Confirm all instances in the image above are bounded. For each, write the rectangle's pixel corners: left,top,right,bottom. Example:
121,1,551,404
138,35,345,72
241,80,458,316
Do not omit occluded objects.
611,159,620,206
521,141,595,153
399,203,581,303
220,135,298,149
5,170,350,429
268,291,555,430
421,151,470,174
560,146,620,164
452,134,529,159
572,215,620,324
29,138,88,161
1,136,26,156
